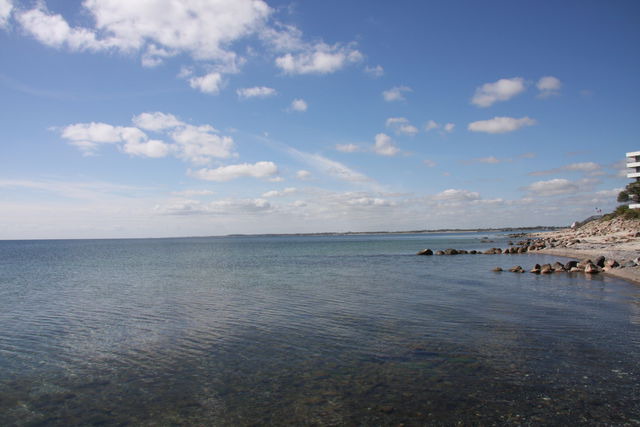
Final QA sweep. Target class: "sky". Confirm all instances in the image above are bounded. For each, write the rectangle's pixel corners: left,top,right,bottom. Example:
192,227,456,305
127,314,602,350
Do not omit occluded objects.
1,0,639,239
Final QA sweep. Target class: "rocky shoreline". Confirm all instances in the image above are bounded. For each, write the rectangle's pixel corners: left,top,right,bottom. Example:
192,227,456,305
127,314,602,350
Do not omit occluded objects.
416,216,640,285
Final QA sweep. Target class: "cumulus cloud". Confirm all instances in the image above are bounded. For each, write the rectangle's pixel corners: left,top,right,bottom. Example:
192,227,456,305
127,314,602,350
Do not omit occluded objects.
237,86,277,99
13,1,365,93
364,65,384,78
335,143,361,153
61,112,235,163
537,76,561,98
386,117,418,136
275,42,363,75
471,77,526,107
17,1,271,62
433,189,481,202
468,116,536,134
0,0,12,28
383,86,411,102
289,98,308,112
373,133,399,156
525,178,579,196
189,72,224,94
189,161,279,182
133,112,184,131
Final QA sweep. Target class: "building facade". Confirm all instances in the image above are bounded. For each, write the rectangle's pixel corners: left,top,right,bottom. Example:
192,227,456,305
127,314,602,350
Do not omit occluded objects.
626,151,640,209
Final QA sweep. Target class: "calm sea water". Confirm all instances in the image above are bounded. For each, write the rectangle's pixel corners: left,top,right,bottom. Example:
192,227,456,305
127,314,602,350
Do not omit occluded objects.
1,233,639,425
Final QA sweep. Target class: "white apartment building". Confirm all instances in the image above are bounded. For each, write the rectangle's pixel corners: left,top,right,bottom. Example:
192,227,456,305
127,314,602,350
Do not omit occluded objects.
626,151,640,209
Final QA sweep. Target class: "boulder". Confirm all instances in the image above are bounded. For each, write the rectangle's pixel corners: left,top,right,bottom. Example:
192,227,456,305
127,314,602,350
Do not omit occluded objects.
552,262,566,272
569,267,581,272
540,264,554,274
564,260,579,270
416,249,433,256
509,265,525,273
577,259,593,269
444,248,459,255
435,250,445,255
492,267,503,272
594,256,606,268
530,264,541,274
518,247,528,253
604,259,619,268
469,250,477,254
584,263,600,274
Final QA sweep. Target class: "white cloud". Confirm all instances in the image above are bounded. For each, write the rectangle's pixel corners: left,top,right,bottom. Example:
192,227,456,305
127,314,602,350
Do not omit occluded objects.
425,120,439,132
423,159,437,167
335,143,360,153
373,133,399,156
537,76,561,98
385,117,418,136
471,77,526,107
262,187,296,198
170,125,234,164
364,65,384,78
433,189,481,202
383,86,411,102
275,42,362,75
133,112,184,131
0,0,12,28
443,123,455,133
290,98,308,112
18,1,271,65
189,161,278,182
122,138,170,158
62,113,234,163
159,197,272,216
189,72,224,94
237,86,277,99
468,116,536,134
525,178,578,196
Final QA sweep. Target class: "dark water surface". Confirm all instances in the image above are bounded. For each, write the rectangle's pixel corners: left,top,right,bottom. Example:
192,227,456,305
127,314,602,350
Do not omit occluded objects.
1,233,639,425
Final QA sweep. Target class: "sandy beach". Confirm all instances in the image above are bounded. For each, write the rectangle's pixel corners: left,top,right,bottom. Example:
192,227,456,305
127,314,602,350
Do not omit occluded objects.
528,216,640,284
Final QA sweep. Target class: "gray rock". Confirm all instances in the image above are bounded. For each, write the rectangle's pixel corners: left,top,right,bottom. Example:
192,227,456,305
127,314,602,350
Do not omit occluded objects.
584,263,600,274
540,264,554,274
564,260,579,270
552,262,566,272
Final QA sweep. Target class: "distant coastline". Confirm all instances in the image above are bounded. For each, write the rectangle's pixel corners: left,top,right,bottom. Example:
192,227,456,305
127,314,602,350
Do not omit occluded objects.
225,226,562,238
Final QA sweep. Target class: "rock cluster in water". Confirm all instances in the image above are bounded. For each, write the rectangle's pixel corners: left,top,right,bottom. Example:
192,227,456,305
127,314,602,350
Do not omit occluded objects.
416,240,640,277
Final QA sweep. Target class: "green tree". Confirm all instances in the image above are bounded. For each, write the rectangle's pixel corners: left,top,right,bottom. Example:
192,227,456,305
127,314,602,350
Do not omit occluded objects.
618,181,640,204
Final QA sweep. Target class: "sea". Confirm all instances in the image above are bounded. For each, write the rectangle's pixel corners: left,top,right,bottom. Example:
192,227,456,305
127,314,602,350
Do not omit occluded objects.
1,232,639,425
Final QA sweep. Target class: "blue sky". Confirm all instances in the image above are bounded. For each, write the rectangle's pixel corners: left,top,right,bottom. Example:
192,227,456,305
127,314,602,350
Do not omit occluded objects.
1,0,639,239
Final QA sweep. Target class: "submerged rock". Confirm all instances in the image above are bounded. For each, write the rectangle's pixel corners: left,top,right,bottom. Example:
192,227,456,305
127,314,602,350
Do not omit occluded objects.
530,264,541,274
416,249,433,256
509,265,525,273
540,264,554,274
552,262,566,272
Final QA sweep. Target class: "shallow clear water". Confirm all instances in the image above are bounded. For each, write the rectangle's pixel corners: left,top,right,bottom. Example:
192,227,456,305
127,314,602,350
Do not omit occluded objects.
1,233,639,425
